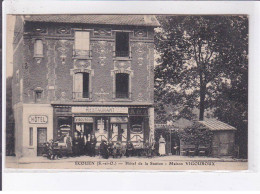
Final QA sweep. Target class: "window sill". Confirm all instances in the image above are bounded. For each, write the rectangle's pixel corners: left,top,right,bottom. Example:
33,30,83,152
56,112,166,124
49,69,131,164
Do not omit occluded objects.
72,56,92,60
113,57,132,61
112,98,132,102
73,98,92,102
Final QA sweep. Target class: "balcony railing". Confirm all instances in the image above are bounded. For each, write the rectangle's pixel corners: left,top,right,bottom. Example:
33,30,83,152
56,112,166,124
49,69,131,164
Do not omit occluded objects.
73,49,92,58
73,92,90,99
114,50,130,58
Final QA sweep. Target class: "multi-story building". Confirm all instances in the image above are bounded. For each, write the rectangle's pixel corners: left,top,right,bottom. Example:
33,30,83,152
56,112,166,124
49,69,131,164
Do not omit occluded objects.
12,15,159,157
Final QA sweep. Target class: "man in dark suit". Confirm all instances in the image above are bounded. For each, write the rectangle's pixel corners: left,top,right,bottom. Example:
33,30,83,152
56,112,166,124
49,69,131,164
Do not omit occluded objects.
90,134,97,157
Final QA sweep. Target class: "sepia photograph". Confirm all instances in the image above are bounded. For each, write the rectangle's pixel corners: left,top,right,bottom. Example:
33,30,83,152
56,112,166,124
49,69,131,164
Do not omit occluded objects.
4,14,248,170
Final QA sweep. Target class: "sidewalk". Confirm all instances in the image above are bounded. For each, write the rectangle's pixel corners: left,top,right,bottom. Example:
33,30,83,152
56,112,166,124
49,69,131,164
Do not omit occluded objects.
6,155,248,164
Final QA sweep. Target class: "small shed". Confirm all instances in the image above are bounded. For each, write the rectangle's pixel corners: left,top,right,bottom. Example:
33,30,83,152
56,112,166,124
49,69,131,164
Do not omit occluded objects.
197,120,237,157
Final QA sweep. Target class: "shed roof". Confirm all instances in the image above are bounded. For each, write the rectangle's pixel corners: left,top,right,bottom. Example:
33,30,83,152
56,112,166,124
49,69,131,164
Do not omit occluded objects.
24,15,160,27
197,120,236,131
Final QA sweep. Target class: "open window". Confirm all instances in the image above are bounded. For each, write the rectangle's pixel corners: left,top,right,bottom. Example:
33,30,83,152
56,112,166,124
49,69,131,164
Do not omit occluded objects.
115,32,129,57
116,73,129,98
74,72,90,99
74,31,90,57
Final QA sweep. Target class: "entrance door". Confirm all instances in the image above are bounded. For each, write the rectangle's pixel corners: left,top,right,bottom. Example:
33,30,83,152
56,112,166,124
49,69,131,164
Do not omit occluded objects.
37,127,47,156
84,123,93,140
111,123,127,143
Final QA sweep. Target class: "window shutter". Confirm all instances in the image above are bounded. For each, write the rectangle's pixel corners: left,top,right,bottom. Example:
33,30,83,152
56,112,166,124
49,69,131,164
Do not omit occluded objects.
35,40,43,56
74,73,83,98
75,31,90,51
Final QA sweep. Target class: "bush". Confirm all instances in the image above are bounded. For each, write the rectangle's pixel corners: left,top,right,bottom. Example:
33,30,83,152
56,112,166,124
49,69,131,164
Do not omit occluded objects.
178,122,213,148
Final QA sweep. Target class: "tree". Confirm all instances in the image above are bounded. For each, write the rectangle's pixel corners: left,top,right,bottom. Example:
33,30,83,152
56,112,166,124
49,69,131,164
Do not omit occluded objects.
155,15,248,158
155,15,248,122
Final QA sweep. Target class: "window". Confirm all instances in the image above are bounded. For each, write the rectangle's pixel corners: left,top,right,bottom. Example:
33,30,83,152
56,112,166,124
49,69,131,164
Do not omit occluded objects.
115,32,129,57
116,73,129,98
35,91,42,102
29,127,33,146
74,72,89,99
34,39,43,57
74,31,90,57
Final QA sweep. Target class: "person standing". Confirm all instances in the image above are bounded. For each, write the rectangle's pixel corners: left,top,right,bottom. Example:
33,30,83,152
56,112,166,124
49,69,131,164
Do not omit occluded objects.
125,141,134,157
90,134,97,157
159,135,166,156
64,133,73,156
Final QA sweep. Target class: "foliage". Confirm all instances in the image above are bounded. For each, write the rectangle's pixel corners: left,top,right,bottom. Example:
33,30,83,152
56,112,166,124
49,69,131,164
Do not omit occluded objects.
178,123,213,147
154,15,248,122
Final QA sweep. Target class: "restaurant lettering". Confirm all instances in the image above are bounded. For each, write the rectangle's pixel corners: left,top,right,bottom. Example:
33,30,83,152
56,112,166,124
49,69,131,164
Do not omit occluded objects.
29,115,48,124
72,106,128,114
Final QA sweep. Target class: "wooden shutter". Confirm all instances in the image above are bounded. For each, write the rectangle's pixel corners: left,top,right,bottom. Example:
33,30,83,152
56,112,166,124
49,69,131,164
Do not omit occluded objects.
74,73,83,98
34,40,43,56
75,31,90,51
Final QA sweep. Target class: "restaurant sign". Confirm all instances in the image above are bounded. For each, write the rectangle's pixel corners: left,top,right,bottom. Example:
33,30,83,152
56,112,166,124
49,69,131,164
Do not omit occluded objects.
72,106,128,114
74,117,94,123
29,115,48,124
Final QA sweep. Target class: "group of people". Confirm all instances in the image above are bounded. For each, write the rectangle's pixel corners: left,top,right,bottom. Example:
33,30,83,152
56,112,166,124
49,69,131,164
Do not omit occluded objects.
72,133,97,157
45,132,169,159
99,135,168,159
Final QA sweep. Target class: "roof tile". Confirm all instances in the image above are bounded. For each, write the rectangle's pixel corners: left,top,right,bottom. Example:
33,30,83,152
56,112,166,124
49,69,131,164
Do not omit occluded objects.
24,15,160,27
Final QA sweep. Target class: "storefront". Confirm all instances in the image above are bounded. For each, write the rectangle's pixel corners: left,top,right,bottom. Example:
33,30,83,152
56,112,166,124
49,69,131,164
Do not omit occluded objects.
53,105,151,147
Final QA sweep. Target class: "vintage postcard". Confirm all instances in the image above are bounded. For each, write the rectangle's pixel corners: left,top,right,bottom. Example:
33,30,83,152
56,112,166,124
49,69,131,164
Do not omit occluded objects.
4,14,248,171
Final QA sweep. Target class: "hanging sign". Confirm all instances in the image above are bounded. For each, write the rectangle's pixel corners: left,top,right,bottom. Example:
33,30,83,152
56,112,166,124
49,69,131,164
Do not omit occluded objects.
74,117,94,123
29,115,48,124
72,106,128,114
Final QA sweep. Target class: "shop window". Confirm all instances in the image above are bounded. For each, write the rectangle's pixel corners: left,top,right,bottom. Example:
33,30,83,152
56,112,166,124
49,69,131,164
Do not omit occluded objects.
73,72,89,99
115,32,129,57
95,117,108,143
116,73,129,98
29,127,33,146
57,117,72,141
34,39,43,57
74,31,90,57
130,116,144,142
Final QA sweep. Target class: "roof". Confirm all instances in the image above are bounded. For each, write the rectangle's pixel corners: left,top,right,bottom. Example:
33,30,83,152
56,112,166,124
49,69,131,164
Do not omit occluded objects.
197,120,236,131
24,15,160,27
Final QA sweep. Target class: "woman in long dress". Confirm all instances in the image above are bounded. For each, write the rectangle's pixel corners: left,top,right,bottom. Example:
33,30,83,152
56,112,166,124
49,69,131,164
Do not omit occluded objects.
159,135,166,156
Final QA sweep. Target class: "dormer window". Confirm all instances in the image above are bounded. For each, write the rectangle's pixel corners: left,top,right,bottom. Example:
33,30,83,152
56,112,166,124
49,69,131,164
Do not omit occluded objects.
74,31,91,58
115,32,130,58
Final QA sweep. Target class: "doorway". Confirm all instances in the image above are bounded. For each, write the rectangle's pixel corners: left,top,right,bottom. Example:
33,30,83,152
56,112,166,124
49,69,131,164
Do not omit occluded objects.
37,127,47,156
84,123,93,140
111,123,128,143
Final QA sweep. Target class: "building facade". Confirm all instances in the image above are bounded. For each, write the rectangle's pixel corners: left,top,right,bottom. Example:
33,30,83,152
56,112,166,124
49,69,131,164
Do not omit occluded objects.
12,15,159,157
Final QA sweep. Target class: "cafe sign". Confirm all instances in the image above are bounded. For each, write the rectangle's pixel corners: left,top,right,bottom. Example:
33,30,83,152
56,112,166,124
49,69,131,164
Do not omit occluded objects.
74,117,94,123
29,115,48,124
72,106,128,114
